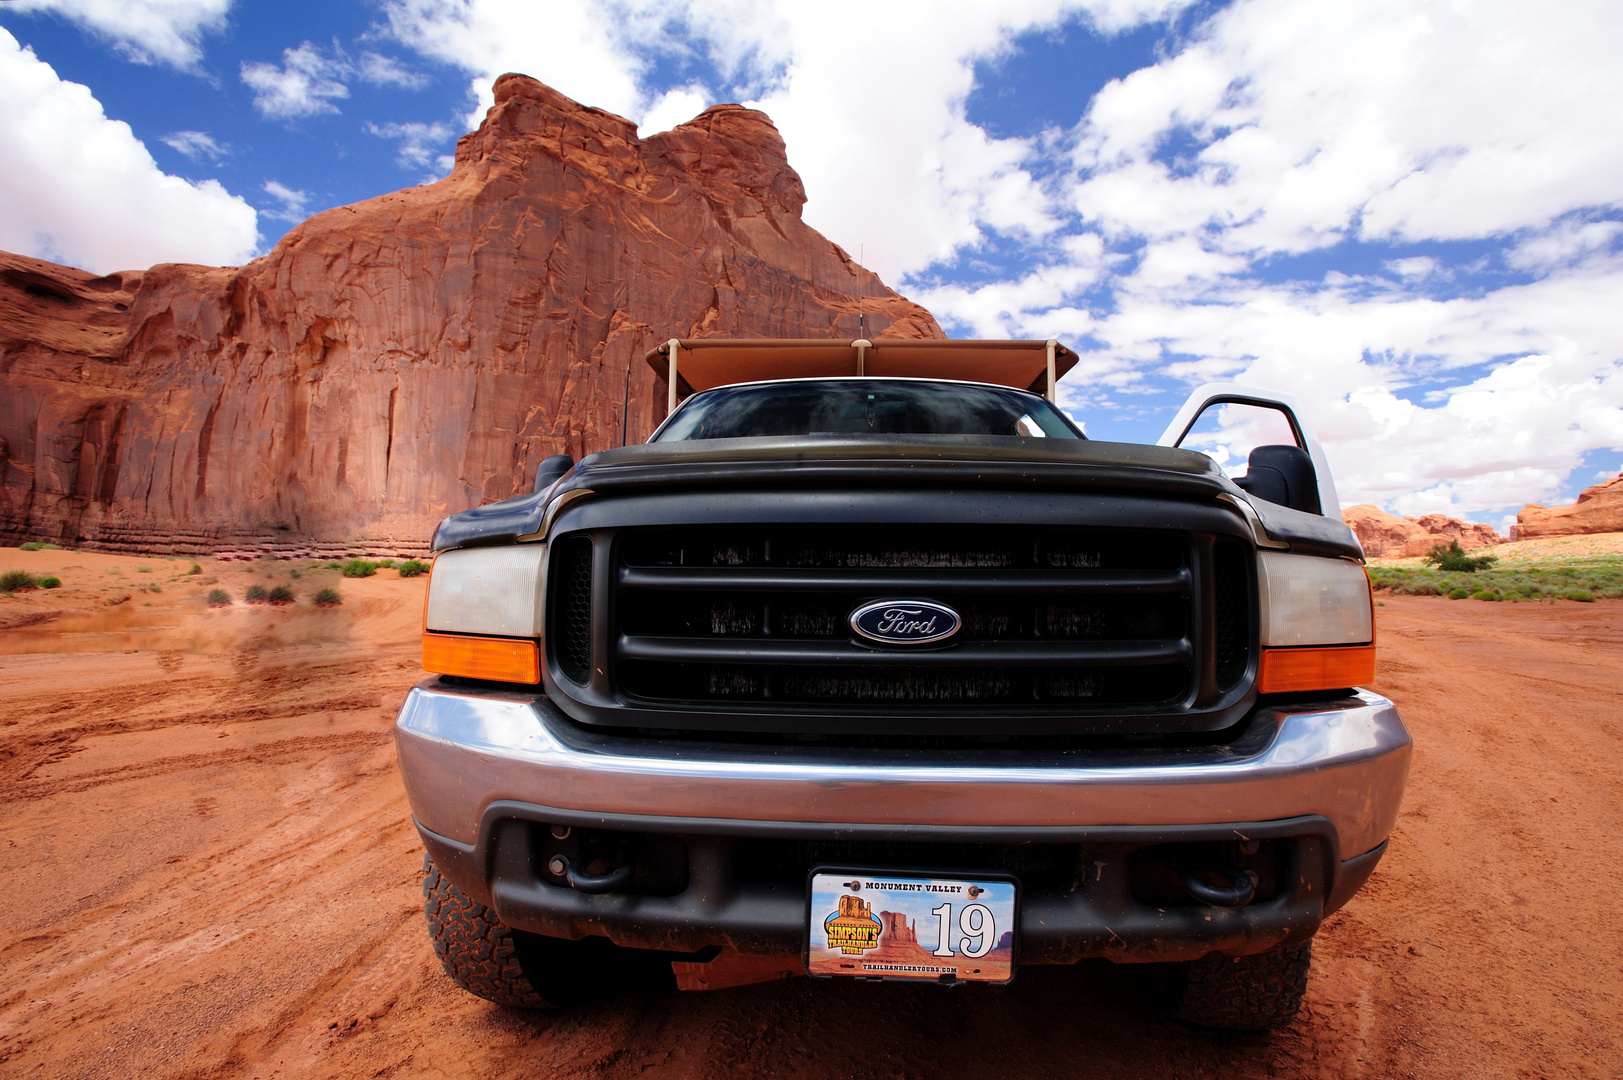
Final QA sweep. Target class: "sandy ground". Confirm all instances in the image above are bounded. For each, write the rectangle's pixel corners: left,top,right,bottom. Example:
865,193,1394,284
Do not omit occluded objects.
1,549,1620,1079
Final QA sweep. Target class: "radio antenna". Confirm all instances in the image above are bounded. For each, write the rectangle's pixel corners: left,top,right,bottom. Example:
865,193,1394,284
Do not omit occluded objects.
858,243,865,339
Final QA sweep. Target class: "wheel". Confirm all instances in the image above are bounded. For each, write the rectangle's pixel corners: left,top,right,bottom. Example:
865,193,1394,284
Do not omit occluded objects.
422,854,610,1008
1166,939,1312,1030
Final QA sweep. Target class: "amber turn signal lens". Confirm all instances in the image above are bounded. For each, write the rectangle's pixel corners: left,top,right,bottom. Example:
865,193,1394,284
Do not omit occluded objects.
1258,644,1376,694
421,631,540,684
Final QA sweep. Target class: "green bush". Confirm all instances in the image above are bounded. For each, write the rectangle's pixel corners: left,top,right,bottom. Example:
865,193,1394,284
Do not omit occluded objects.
19,541,59,551
268,584,296,604
207,588,231,607
1422,539,1497,573
313,587,342,606
341,558,377,578
1564,590,1595,602
1471,590,1499,601
1368,555,1623,602
40,576,61,589
137,566,152,573
289,568,302,579
1447,587,1470,600
245,584,269,603
396,559,428,578
189,563,202,574
376,558,396,568
0,569,39,593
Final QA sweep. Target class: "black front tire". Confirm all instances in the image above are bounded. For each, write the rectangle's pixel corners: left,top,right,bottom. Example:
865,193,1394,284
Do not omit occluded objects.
1167,939,1312,1030
422,854,608,1008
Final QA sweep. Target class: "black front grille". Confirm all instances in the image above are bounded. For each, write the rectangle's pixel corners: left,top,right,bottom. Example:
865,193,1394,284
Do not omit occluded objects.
609,526,1204,713
549,535,593,684
543,515,1255,737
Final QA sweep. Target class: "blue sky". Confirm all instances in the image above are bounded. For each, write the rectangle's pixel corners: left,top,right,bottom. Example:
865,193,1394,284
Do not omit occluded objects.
2,0,1620,530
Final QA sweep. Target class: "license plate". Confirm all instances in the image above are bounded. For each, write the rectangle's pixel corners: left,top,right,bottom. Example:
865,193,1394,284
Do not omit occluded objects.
805,870,1018,984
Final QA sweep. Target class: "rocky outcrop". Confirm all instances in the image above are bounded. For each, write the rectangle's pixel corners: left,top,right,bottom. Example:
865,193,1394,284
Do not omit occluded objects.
1342,504,1504,558
0,74,942,554
879,911,917,947
1514,474,1623,539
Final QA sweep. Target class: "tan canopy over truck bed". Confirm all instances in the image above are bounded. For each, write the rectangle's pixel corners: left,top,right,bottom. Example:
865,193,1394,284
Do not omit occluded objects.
644,338,1081,414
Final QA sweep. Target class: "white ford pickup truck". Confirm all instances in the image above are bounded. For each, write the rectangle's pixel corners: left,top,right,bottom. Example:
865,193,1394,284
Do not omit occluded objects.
395,338,1410,1029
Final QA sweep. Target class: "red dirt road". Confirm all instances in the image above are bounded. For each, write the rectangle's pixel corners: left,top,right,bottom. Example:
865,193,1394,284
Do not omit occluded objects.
1,559,1620,1079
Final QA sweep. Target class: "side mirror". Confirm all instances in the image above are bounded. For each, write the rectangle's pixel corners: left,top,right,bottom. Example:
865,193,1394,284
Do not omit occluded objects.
534,454,574,494
1234,445,1321,515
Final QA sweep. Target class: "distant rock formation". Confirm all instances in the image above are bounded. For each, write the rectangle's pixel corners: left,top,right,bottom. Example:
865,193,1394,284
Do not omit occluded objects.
0,73,941,554
879,910,917,947
1514,473,1623,539
1342,504,1504,558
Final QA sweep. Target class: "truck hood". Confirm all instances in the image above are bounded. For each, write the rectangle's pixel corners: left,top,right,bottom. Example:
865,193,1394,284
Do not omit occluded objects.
431,435,1361,559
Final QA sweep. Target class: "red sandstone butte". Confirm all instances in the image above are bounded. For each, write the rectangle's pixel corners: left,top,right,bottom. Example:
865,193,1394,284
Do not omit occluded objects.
1514,473,1623,539
1341,504,1504,558
0,74,942,555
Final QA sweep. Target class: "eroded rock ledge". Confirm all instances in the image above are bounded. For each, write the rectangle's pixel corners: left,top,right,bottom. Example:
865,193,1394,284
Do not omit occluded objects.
0,74,941,554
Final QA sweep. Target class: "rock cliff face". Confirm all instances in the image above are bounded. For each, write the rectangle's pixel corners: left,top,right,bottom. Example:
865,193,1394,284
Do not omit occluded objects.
879,911,917,947
1514,474,1623,539
1342,504,1504,558
0,74,942,554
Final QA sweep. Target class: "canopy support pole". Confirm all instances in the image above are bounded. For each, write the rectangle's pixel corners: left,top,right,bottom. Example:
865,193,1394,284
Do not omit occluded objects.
853,338,871,376
1045,338,1057,403
667,338,681,414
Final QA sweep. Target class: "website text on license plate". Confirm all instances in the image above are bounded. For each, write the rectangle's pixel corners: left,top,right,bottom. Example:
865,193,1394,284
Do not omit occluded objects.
805,870,1018,984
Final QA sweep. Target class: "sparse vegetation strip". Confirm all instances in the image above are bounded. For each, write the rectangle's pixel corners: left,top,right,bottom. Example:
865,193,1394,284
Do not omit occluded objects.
1369,555,1622,601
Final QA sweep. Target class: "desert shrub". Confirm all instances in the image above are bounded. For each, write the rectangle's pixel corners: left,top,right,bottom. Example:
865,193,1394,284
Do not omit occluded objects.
245,584,269,603
146,583,161,593
313,587,342,606
1564,590,1595,602
189,563,202,574
396,559,428,578
137,566,152,573
207,589,231,607
289,568,302,579
341,558,377,578
40,576,61,589
1422,539,1497,573
0,570,39,593
1447,587,1470,600
268,584,296,604
19,541,59,551
377,558,396,568
1471,590,1499,601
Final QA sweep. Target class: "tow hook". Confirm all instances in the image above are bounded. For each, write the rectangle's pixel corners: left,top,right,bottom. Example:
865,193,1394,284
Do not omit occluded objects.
1179,864,1258,908
556,852,636,895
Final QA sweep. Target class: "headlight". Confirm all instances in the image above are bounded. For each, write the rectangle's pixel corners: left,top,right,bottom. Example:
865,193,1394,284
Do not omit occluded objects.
1257,552,1374,693
421,545,545,683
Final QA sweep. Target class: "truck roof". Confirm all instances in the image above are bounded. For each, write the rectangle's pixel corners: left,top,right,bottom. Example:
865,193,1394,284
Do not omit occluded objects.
644,338,1080,412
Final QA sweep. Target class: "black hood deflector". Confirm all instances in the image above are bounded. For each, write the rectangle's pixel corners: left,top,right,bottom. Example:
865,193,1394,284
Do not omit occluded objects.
430,435,1362,559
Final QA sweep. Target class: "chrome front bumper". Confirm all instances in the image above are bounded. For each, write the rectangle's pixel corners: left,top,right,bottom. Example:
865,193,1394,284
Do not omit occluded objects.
395,681,1411,859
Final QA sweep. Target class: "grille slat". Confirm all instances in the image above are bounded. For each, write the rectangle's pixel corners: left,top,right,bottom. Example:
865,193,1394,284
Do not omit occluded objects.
615,635,1191,667
617,566,1191,594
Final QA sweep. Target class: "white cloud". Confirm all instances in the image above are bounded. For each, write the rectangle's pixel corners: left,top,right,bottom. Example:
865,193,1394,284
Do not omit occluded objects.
0,27,257,273
241,42,350,119
241,41,427,119
1068,0,1623,257
378,0,1193,281
260,179,310,223
638,85,708,137
366,120,456,170
160,129,227,161
5,0,230,69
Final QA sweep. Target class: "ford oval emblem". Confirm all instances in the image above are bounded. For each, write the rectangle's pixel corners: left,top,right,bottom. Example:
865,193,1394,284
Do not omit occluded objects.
849,599,961,646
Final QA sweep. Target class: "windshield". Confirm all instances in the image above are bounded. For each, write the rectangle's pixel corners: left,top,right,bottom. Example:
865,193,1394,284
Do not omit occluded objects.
653,380,1084,441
